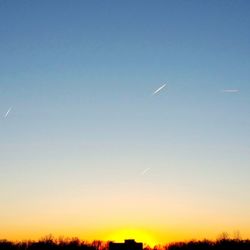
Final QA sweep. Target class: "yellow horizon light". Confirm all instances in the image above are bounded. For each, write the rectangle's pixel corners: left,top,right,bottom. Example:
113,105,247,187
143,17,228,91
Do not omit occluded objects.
104,228,159,247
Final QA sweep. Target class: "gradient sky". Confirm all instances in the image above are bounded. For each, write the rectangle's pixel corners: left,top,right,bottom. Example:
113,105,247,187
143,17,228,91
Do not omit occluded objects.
1,0,250,245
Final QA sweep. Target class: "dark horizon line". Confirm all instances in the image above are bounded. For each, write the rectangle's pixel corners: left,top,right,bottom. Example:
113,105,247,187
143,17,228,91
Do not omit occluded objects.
1,235,250,246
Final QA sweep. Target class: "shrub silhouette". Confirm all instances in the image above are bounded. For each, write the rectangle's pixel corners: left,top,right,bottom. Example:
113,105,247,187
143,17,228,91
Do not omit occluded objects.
1,237,250,250
0,237,96,250
165,239,250,250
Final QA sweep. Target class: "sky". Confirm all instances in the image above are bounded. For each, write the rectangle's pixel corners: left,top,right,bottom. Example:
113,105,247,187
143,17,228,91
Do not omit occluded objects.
0,0,250,245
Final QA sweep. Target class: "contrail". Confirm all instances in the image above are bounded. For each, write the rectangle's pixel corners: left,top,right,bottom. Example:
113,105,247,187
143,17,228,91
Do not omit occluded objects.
221,89,239,93
4,107,12,118
153,83,166,95
141,167,151,175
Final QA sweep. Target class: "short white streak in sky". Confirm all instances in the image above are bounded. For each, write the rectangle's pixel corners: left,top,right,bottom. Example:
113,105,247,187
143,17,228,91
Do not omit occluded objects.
153,83,166,95
141,167,151,175
222,89,239,93
4,107,12,118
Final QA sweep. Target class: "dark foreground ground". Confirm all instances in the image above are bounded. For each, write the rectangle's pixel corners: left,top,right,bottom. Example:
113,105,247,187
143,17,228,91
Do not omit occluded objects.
1,237,250,250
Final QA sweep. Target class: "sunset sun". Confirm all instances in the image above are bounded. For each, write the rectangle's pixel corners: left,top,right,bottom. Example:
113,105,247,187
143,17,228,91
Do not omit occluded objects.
106,228,158,247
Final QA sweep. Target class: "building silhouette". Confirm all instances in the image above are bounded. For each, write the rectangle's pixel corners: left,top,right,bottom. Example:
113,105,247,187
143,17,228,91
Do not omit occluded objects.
109,240,143,250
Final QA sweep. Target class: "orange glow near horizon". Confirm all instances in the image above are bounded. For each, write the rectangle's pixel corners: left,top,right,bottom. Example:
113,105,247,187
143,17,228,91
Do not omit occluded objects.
2,227,250,247
2,211,250,246
3,225,250,246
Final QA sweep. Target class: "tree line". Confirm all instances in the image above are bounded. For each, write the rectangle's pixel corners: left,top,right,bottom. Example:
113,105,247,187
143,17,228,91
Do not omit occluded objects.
1,235,250,250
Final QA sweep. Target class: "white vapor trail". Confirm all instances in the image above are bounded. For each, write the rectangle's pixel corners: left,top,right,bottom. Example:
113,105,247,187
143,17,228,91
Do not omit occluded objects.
4,107,12,118
153,83,166,95
141,167,151,175
222,89,239,93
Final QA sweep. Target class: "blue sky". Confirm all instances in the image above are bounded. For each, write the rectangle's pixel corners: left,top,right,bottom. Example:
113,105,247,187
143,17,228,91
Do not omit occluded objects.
0,0,250,242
